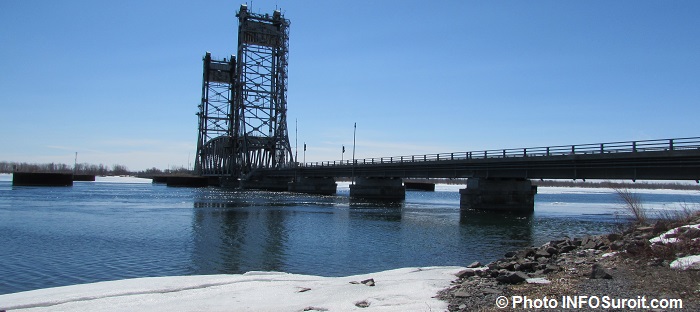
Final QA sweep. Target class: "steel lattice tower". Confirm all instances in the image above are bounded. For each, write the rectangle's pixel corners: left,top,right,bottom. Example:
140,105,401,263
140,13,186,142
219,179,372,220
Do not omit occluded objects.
195,52,235,176
195,4,294,179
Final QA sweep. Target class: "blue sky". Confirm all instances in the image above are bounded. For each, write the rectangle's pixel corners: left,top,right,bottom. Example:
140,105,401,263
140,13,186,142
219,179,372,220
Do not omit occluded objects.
1,1,699,171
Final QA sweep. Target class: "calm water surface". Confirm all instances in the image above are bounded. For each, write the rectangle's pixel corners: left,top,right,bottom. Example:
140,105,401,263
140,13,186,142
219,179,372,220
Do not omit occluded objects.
1,175,698,295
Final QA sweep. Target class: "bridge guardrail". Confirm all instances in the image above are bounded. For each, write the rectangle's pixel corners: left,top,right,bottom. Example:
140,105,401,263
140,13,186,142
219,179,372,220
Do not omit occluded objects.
297,137,700,168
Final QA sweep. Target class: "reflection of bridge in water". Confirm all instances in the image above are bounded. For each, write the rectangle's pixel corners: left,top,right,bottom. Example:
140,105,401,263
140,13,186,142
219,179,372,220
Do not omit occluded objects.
190,190,536,276
191,5,700,212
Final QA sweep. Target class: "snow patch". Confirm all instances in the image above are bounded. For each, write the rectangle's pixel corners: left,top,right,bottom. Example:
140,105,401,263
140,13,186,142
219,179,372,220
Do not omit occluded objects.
649,224,700,244
0,267,464,312
669,255,700,270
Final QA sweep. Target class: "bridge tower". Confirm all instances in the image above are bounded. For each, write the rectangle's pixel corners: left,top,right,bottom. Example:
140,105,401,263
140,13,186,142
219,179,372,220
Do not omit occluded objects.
195,4,294,181
195,52,235,176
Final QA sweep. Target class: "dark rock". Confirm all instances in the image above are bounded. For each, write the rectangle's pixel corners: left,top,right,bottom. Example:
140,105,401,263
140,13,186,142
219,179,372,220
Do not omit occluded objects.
610,241,624,251
361,278,375,286
517,260,537,271
456,269,477,278
535,249,551,258
581,236,592,246
682,227,700,239
607,233,622,241
590,264,613,279
555,239,572,249
454,290,471,298
560,245,577,253
467,261,482,269
504,251,518,258
496,271,529,284
516,248,536,259
550,239,566,246
546,246,559,255
542,264,560,274
487,262,498,270
582,240,598,249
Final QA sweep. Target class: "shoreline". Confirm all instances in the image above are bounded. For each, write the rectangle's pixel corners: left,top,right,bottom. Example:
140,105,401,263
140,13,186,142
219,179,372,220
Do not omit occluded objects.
438,213,700,311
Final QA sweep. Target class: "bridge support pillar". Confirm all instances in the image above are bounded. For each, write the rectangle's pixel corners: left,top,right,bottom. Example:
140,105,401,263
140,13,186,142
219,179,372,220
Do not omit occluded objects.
288,177,337,195
241,176,291,192
350,177,405,201
459,178,537,213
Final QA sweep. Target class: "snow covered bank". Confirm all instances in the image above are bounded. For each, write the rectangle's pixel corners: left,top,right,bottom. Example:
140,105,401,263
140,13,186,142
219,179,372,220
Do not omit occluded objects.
0,267,464,312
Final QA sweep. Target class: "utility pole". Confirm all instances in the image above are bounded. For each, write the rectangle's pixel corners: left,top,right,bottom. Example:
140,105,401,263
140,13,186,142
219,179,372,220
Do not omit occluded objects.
352,123,356,185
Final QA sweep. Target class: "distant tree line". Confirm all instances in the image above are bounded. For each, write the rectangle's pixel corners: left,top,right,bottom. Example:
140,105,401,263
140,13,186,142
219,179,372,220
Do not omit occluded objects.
0,161,193,176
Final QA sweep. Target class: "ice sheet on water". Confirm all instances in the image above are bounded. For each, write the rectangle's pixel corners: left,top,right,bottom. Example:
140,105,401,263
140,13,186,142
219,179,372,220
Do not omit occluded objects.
94,176,152,184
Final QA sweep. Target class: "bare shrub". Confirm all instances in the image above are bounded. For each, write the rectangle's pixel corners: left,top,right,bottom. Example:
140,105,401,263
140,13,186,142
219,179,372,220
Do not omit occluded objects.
655,202,698,224
614,187,647,224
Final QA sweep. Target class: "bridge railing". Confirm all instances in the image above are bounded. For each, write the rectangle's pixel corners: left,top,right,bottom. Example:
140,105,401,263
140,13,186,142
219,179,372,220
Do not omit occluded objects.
298,137,700,168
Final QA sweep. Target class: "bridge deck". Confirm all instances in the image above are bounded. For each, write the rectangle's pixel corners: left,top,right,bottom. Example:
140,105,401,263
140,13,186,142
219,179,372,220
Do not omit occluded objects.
257,137,700,181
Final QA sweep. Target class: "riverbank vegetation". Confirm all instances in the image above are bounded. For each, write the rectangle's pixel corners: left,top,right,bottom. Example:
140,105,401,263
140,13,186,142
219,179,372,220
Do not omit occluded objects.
0,161,192,177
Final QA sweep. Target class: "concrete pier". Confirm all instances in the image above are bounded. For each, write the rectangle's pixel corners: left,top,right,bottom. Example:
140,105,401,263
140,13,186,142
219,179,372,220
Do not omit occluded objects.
166,176,210,187
349,177,405,201
12,172,74,186
241,176,291,191
288,177,337,195
72,174,96,182
151,176,169,183
459,178,537,213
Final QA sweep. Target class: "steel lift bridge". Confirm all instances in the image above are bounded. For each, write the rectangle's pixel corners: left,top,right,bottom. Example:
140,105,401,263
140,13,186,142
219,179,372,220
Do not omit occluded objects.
195,5,293,184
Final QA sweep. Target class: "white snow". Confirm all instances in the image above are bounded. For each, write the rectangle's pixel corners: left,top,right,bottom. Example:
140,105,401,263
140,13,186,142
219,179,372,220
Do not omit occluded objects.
669,255,700,270
0,174,151,184
93,176,152,183
0,266,464,312
649,223,700,244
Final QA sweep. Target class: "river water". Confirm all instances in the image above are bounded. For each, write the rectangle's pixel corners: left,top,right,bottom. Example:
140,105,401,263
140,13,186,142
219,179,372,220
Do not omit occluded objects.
1,174,698,295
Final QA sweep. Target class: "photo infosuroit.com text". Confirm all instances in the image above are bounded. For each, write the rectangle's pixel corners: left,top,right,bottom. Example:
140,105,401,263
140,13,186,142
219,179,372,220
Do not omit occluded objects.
496,295,683,310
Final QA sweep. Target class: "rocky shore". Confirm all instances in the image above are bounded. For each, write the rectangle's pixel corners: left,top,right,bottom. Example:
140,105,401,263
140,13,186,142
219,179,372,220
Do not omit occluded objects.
438,214,700,311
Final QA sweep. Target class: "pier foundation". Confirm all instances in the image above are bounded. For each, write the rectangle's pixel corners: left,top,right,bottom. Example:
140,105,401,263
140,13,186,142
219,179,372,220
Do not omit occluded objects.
241,176,292,191
166,176,210,187
350,177,405,201
288,177,337,195
459,178,537,213
12,172,74,186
